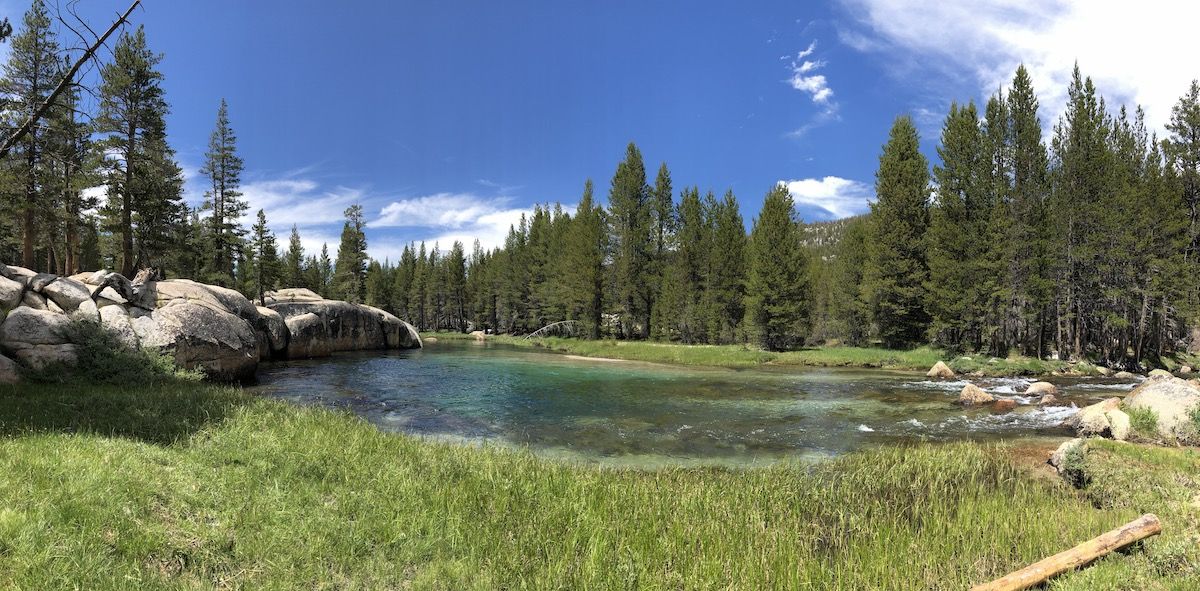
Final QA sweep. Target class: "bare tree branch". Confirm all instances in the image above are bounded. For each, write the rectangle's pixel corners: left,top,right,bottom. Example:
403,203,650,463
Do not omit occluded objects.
0,0,140,160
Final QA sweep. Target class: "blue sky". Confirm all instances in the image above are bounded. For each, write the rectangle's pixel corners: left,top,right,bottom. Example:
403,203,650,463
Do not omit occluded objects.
14,0,1198,261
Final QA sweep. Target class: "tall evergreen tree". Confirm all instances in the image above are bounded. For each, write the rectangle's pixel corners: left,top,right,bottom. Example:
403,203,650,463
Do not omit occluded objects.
247,209,279,302
0,0,59,269
705,190,747,343
332,204,368,303
745,184,808,350
94,26,171,277
282,225,305,288
1008,66,1053,356
864,115,931,348
564,180,607,338
199,99,247,285
608,142,652,338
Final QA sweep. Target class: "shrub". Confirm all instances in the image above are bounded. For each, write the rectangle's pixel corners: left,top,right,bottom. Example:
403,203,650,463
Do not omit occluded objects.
1059,441,1091,488
28,318,204,384
1125,405,1161,441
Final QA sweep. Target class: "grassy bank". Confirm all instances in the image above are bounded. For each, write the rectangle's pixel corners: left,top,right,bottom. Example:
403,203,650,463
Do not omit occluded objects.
1,380,1197,589
430,331,1084,375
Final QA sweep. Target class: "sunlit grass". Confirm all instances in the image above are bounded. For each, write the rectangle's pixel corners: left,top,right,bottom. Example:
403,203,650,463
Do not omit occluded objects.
0,381,1196,589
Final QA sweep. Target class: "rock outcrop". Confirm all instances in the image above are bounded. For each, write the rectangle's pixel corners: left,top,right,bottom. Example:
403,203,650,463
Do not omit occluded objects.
927,361,955,379
1124,376,1200,441
263,288,421,359
0,266,423,382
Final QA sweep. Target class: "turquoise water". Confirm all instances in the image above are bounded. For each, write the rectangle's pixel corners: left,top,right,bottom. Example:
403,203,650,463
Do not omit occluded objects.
254,340,1138,466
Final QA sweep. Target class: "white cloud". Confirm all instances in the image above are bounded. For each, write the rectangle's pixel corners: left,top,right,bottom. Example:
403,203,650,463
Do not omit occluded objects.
370,193,534,255
785,40,840,137
238,179,362,229
779,176,873,219
838,0,1200,134
371,193,515,228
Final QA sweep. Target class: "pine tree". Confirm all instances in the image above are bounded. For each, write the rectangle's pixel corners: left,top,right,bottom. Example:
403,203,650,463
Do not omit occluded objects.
1008,65,1053,356
46,70,97,275
564,180,607,338
608,142,652,338
332,204,368,302
283,225,305,288
864,115,931,348
926,101,982,350
745,184,808,350
705,190,747,343
0,0,60,269
95,26,171,277
199,99,247,285
317,243,334,296
247,209,279,302
446,241,468,331
1164,79,1200,320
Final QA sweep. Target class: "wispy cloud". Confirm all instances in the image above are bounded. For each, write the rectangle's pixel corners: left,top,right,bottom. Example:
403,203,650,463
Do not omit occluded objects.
837,0,1199,134
785,40,840,137
779,176,873,220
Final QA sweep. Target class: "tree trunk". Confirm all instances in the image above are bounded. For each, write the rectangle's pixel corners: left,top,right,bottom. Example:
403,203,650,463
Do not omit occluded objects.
970,514,1161,591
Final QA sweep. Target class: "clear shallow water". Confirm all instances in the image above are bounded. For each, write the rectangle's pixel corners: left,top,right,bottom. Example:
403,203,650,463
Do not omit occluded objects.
253,341,1140,467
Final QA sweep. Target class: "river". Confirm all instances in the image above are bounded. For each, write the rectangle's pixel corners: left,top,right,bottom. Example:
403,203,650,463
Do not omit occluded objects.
254,340,1137,467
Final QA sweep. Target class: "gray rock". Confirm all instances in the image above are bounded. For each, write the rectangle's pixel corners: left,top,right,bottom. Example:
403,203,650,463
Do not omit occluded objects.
1124,377,1200,440
41,277,91,312
12,344,77,370
29,273,57,291
137,300,259,381
1025,381,1058,396
99,305,139,348
254,305,288,359
1064,397,1125,438
1148,368,1174,380
0,275,22,312
149,280,259,323
1114,371,1137,380
21,291,47,310
269,296,421,359
69,298,99,322
0,353,18,384
1,265,35,286
0,306,71,347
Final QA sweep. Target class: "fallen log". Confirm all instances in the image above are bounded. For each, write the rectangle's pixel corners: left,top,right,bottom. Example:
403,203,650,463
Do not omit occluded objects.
970,513,1161,591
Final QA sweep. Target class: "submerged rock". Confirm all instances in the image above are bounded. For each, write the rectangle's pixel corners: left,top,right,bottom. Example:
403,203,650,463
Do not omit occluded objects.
927,361,955,379
959,383,994,405
1036,393,1059,406
991,399,1017,413
1025,381,1058,396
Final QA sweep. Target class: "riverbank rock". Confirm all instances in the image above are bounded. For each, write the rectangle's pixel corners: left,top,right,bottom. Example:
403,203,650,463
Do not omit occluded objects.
471,330,487,341
1179,365,1193,374
1049,438,1086,475
927,361,955,378
1124,377,1200,440
959,383,994,405
1148,369,1174,380
0,353,18,384
264,289,421,359
1025,381,1058,396
1114,371,1137,380
1065,397,1130,440
0,270,423,380
1096,366,1113,377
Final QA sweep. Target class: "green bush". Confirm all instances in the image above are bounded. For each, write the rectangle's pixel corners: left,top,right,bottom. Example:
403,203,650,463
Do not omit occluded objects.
1060,441,1090,488
1126,406,1161,441
27,318,204,384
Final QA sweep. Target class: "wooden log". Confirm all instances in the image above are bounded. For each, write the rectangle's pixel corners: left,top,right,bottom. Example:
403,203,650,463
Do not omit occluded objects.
970,514,1161,591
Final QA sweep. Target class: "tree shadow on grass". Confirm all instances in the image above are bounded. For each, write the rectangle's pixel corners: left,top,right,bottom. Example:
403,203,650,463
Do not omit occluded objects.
0,378,252,446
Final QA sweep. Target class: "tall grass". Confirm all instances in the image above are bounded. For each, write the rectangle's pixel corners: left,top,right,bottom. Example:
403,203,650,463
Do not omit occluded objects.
0,381,1195,589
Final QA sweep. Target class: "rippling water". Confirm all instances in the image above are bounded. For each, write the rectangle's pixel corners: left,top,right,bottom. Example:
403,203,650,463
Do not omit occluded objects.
253,340,1139,466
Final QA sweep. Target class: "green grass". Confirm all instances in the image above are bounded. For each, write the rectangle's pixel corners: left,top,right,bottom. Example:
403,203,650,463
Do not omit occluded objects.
429,332,1096,375
1126,406,1162,442
0,380,1197,589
